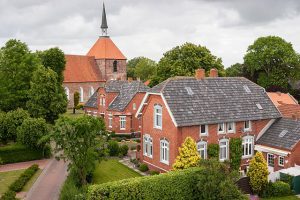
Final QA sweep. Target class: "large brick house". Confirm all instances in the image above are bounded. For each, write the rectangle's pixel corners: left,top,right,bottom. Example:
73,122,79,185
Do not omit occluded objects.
85,80,149,134
63,3,127,107
136,68,282,172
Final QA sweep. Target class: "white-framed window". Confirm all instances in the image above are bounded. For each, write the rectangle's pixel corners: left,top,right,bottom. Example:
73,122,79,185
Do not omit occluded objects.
79,87,84,102
227,122,235,133
242,136,254,158
64,87,70,100
219,139,229,161
120,116,126,130
197,141,207,159
89,86,94,97
108,117,112,128
244,121,251,131
200,125,208,136
218,123,225,134
133,103,136,110
267,153,274,167
103,97,105,106
154,105,162,129
160,138,169,164
143,134,153,158
278,156,284,167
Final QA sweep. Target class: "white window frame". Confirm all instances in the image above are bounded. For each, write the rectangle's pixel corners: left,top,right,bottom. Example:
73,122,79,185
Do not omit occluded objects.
89,86,94,97
79,87,84,102
160,138,169,165
65,87,70,100
197,141,207,159
200,124,208,136
244,121,251,132
103,97,105,106
242,136,254,158
154,105,162,129
227,122,235,133
120,116,126,130
143,134,153,158
267,153,274,167
133,103,136,110
278,156,284,167
219,139,229,161
218,123,225,134
108,116,112,128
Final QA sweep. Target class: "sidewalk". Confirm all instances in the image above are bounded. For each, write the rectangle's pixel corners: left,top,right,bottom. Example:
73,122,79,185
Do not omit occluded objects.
0,159,50,172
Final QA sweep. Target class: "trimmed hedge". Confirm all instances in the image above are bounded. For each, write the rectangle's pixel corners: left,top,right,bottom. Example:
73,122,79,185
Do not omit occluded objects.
261,181,293,198
0,144,46,164
9,164,39,192
88,167,202,200
0,190,17,200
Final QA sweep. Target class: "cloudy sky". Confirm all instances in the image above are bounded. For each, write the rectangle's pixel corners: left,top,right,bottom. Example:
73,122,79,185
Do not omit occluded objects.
1,0,300,67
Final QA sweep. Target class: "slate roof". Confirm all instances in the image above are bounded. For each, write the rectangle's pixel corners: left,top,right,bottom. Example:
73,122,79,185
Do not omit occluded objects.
107,81,149,112
84,89,99,108
257,118,300,150
149,76,281,126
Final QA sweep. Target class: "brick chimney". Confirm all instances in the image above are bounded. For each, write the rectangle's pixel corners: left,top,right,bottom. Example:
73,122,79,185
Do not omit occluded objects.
209,68,218,77
195,68,205,80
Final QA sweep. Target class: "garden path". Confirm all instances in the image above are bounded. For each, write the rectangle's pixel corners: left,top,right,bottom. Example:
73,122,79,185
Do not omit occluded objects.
0,159,50,172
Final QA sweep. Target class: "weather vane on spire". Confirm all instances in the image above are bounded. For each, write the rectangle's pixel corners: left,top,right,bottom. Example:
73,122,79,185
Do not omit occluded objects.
101,2,108,36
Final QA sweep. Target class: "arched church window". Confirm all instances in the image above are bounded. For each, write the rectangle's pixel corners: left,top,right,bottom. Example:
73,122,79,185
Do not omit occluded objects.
113,60,118,72
79,87,84,102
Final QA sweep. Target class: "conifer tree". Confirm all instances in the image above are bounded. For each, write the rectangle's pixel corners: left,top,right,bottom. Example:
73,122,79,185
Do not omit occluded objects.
247,152,269,194
173,137,200,170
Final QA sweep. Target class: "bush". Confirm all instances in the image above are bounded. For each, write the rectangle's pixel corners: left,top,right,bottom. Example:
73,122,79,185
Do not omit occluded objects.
138,163,149,172
60,170,86,200
130,146,136,150
107,140,119,156
261,181,293,198
110,133,131,139
76,103,84,110
207,144,219,158
9,164,39,192
149,170,159,176
0,143,45,164
88,167,202,200
119,145,129,156
0,112,8,144
0,190,17,200
229,138,242,171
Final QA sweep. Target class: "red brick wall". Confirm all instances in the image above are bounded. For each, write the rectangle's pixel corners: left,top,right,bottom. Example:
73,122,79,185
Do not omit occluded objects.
95,59,127,81
291,142,300,166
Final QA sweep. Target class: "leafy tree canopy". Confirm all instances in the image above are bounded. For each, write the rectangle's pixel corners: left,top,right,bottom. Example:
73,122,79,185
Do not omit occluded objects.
150,42,224,86
127,57,157,81
225,63,246,77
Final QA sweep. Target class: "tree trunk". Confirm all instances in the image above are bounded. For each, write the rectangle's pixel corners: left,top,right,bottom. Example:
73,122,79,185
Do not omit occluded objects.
73,107,76,114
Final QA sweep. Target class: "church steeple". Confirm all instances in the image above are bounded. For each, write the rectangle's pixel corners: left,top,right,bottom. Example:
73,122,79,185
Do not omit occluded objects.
101,2,108,36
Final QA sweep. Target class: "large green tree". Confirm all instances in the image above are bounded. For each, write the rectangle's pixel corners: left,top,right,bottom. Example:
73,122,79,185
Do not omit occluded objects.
0,39,40,111
127,57,157,81
150,42,224,86
244,36,300,90
225,63,247,77
53,116,106,185
26,66,67,123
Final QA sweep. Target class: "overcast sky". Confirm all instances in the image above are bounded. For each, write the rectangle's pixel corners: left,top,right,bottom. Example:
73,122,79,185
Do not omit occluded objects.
1,0,300,67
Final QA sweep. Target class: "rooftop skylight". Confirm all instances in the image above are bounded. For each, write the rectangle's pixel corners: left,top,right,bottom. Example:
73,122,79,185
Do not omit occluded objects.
279,130,288,138
185,87,194,95
243,85,251,93
256,103,263,110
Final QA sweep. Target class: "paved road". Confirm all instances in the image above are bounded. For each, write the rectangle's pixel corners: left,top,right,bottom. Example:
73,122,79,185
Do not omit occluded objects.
25,158,68,200
0,159,50,172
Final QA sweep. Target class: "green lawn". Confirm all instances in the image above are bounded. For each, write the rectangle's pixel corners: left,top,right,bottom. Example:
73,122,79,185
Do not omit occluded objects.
62,109,85,118
262,196,299,200
93,159,141,184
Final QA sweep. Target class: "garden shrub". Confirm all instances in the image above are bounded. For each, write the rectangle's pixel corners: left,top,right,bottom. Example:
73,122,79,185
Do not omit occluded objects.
207,144,219,158
229,138,242,171
9,164,39,192
280,173,294,190
261,181,293,198
138,163,149,172
0,112,8,144
0,143,45,164
119,145,129,156
130,146,136,150
107,140,119,156
149,170,159,176
17,117,48,149
0,190,17,200
88,167,202,200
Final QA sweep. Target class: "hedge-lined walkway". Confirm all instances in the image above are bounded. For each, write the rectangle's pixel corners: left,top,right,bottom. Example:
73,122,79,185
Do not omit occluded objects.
0,159,49,172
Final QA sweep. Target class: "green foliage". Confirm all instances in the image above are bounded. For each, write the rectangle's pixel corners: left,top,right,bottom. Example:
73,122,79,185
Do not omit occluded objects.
119,144,129,156
74,92,80,108
0,143,45,164
229,138,243,171
107,140,119,156
87,167,202,200
53,116,105,185
196,159,247,200
9,164,39,192
247,152,269,194
0,190,17,200
0,39,40,111
0,112,7,144
149,170,160,176
26,66,67,123
261,181,293,198
225,63,246,77
138,163,149,172
134,57,157,81
150,42,224,86
207,143,219,158
244,36,300,90
17,117,48,149
173,137,200,170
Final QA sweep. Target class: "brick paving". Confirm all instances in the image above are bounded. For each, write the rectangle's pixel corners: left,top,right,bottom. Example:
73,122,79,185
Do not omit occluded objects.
0,159,50,172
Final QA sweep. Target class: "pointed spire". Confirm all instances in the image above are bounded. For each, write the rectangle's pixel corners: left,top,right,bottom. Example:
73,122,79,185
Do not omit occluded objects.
101,2,108,36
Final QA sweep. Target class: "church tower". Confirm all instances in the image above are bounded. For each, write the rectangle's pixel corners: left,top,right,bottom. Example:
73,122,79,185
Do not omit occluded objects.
87,3,127,81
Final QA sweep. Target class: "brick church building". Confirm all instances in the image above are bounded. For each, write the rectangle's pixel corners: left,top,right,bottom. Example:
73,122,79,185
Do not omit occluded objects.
63,3,127,107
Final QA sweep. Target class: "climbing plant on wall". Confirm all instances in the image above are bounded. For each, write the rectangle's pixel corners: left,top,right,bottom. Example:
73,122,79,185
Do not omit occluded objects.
229,138,243,171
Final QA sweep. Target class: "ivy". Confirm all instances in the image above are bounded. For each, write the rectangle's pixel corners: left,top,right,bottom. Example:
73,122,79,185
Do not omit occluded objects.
229,138,243,171
207,144,219,159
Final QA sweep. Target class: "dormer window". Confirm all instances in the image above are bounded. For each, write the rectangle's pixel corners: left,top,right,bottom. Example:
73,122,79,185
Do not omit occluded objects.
113,60,118,72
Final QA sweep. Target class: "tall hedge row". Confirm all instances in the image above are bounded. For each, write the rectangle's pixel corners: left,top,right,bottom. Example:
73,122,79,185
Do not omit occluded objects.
88,167,202,200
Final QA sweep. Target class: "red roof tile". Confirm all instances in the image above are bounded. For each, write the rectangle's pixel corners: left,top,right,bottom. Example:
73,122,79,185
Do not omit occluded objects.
64,55,102,83
267,92,298,107
87,37,126,60
277,104,300,119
